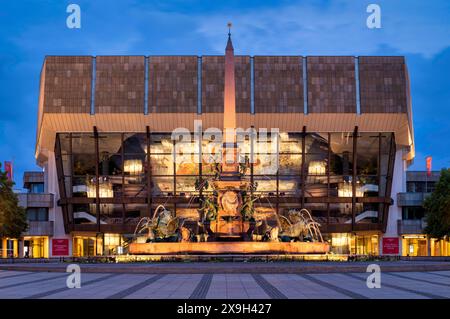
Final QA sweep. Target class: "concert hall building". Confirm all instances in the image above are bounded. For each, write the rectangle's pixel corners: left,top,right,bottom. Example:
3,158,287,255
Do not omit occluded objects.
22,36,420,258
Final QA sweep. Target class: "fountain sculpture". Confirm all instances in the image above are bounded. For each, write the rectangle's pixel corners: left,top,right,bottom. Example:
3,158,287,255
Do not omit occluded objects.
129,27,330,255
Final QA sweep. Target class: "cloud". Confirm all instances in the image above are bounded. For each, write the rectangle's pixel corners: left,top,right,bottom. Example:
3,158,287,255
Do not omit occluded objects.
7,0,450,57
407,47,450,170
196,0,450,57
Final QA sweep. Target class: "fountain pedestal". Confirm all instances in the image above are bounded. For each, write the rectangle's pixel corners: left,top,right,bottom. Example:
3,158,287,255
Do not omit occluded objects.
210,179,250,239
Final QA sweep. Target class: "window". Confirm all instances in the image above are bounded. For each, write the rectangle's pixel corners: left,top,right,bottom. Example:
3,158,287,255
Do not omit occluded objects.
406,182,416,192
29,183,44,193
406,181,435,193
426,182,436,193
26,208,49,221
402,206,425,220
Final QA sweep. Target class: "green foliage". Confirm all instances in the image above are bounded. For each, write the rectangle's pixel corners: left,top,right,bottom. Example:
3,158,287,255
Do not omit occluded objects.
200,193,218,221
194,178,209,192
239,156,250,177
240,190,257,221
0,163,28,238
213,163,221,179
423,169,450,239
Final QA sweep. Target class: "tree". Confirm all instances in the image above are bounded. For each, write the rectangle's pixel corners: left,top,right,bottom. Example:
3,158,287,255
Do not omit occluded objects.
423,168,450,239
0,163,28,238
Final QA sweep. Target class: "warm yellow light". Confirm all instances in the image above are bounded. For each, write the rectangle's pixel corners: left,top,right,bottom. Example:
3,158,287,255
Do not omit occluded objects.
104,233,121,246
403,235,427,239
124,159,143,175
308,161,326,175
338,181,364,197
331,233,350,247
87,181,113,198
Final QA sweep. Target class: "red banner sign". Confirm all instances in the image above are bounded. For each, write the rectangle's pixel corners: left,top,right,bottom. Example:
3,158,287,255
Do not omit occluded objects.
382,237,399,255
52,239,69,256
4,161,13,182
426,156,432,177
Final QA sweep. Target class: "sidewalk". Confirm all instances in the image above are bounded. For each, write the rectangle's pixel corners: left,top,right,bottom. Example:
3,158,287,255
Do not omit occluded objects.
1,260,450,274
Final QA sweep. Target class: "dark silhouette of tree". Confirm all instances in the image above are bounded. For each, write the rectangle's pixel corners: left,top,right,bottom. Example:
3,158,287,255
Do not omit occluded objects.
0,163,28,238
424,168,450,239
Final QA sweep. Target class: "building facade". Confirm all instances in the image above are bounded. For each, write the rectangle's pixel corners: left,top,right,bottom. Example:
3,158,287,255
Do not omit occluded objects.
3,37,428,257
4,168,448,258
398,171,450,256
1,172,53,258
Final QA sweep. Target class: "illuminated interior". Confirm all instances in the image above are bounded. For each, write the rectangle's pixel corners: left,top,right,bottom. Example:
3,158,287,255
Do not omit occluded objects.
56,131,394,233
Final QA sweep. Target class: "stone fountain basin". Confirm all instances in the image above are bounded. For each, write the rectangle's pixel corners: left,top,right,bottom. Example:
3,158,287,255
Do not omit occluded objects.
129,241,330,255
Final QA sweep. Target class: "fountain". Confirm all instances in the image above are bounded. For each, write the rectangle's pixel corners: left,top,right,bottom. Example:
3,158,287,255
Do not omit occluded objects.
129,28,330,255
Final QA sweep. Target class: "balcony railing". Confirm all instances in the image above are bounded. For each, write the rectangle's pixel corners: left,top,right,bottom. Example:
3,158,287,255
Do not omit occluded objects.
23,221,54,236
18,193,54,208
397,219,427,235
23,172,44,184
397,192,430,206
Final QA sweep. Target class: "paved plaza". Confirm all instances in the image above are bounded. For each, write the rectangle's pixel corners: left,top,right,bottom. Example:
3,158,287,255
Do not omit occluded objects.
0,267,449,299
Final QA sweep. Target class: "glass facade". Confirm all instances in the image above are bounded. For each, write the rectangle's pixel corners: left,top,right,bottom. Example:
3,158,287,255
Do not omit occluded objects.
1,239,19,258
326,233,379,255
401,236,450,257
55,131,395,234
23,237,49,258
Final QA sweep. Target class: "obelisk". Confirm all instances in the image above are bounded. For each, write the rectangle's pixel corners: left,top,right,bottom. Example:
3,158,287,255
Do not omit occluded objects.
220,23,240,180
213,24,249,238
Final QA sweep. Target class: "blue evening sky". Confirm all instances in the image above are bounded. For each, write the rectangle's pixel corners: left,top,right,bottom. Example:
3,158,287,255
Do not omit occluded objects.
0,0,449,188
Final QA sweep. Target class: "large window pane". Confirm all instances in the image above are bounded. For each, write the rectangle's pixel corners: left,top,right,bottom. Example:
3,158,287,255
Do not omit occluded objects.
305,176,327,197
123,133,146,154
72,176,90,197
73,204,95,225
355,203,381,224
100,204,124,223
306,154,327,176
305,203,328,224
330,152,353,175
73,154,96,175
59,134,71,155
329,175,352,197
357,176,379,197
99,153,122,176
254,154,278,175
278,177,300,195
150,134,173,153
123,153,145,176
279,154,301,175
305,133,328,154
123,177,146,197
152,177,174,195
357,133,379,175
151,154,174,175
176,176,197,194
98,134,122,154
329,203,352,224
72,134,95,154
125,203,148,221
176,154,199,175
380,133,393,176
62,155,71,176
279,133,302,153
